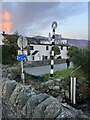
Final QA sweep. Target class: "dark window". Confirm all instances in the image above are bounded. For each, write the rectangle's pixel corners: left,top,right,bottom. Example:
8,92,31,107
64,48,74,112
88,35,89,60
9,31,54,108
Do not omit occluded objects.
67,46,68,50
45,56,48,60
32,56,34,60
30,46,34,50
42,55,44,60
61,46,63,50
46,46,49,50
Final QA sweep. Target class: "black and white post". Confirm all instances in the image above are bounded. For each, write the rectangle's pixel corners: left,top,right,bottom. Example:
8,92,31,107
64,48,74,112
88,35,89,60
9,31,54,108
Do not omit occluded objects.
50,21,57,79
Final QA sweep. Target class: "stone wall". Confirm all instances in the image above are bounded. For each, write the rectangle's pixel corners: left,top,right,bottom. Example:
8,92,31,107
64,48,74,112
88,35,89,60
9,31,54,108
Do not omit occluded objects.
2,80,85,119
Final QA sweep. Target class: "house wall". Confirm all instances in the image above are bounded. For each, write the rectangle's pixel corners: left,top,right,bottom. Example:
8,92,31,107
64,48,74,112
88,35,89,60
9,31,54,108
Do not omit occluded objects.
59,46,69,59
61,40,68,44
27,55,32,61
30,44,52,60
30,52,41,61
40,40,51,44
33,52,41,61
27,43,69,61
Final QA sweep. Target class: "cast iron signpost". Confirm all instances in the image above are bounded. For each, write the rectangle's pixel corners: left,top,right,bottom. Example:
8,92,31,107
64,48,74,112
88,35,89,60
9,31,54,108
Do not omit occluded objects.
17,35,28,83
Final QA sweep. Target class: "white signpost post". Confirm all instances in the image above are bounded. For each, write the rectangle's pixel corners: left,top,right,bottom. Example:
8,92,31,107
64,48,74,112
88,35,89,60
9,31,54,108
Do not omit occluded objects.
70,76,76,105
17,35,28,84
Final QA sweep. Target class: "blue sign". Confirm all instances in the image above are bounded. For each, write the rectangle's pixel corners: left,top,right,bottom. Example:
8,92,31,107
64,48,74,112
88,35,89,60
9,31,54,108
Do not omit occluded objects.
17,55,26,61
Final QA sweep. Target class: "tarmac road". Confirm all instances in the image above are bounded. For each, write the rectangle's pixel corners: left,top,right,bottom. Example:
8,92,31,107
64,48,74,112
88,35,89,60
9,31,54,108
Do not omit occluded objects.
24,62,73,76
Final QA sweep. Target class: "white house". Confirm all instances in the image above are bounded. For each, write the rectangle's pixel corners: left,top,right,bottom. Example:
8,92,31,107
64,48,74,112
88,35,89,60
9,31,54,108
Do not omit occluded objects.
1,32,69,61
26,34,69,61
27,40,69,61
28,44,52,61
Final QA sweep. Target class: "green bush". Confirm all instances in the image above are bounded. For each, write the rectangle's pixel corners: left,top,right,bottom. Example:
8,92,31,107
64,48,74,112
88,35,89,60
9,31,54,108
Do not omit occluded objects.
50,45,60,56
2,45,18,65
68,46,90,84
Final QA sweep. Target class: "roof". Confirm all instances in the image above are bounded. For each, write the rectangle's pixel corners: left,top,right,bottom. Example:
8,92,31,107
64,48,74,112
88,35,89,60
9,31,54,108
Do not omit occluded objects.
30,43,70,47
26,37,40,44
32,51,39,55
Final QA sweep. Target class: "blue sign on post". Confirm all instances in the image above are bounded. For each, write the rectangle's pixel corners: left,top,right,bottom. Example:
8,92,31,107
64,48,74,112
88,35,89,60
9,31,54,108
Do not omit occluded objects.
17,55,26,61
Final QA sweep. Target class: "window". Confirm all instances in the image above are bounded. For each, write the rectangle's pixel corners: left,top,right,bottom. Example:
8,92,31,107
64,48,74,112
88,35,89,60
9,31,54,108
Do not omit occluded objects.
45,56,48,60
32,56,34,60
46,46,49,50
67,46,68,50
42,55,44,60
30,46,34,50
61,46,63,50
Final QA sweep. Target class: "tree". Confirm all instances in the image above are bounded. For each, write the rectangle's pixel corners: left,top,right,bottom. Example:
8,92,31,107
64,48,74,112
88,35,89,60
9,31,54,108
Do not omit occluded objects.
3,34,19,45
67,46,78,58
2,33,20,65
13,30,19,36
68,46,90,84
2,45,18,65
50,45,60,56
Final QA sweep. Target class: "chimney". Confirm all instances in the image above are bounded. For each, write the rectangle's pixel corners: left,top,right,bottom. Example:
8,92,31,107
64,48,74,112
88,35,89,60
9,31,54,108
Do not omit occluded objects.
2,31,5,36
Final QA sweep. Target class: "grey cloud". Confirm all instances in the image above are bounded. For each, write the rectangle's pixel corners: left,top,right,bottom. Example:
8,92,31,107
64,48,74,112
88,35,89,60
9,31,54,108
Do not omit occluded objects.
2,2,59,31
2,2,87,36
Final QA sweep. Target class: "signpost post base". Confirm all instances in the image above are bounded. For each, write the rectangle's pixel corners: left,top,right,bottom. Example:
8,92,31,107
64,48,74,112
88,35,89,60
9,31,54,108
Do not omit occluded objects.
21,73,25,84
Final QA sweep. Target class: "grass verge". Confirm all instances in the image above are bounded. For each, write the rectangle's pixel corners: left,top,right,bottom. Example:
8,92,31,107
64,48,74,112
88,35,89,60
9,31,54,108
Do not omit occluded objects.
42,67,85,81
42,68,75,81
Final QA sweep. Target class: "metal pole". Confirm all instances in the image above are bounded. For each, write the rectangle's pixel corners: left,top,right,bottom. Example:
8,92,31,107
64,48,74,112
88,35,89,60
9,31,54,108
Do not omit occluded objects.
70,76,73,104
73,77,76,105
21,46,25,84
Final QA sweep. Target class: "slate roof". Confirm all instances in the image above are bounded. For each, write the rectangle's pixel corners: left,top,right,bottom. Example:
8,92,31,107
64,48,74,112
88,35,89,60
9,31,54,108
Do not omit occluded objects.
32,50,39,55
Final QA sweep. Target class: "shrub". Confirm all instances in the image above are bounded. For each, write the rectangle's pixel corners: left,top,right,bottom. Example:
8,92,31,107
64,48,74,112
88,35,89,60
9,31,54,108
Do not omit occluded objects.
2,45,18,65
68,46,90,84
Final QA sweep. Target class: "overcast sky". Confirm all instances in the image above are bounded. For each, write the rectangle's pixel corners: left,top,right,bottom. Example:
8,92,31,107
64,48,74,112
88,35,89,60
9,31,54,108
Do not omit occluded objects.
1,2,88,39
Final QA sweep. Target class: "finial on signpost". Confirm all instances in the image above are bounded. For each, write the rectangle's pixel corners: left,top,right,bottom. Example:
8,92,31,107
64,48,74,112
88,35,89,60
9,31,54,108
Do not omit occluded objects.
51,21,57,29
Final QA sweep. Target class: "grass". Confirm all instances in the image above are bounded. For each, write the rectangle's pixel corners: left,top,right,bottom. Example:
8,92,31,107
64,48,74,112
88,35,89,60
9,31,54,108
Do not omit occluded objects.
42,68,75,81
42,67,85,81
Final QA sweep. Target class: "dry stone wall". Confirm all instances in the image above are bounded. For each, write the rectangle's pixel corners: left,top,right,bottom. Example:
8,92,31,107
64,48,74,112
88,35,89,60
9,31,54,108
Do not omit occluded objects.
2,80,85,119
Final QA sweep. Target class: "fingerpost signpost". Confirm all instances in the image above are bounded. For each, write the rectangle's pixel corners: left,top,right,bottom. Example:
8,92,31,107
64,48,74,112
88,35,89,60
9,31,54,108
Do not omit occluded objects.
17,35,28,83
50,21,57,79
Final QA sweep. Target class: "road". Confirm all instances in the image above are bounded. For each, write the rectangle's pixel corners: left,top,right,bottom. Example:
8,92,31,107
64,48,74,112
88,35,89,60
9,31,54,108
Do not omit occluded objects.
24,62,73,76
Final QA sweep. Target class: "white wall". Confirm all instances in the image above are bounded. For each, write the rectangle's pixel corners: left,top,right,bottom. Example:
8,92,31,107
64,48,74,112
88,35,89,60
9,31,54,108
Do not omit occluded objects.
27,44,69,61
27,55,32,61
27,54,40,61
40,40,51,44
30,44,52,60
34,52,41,61
59,46,69,59
61,40,68,44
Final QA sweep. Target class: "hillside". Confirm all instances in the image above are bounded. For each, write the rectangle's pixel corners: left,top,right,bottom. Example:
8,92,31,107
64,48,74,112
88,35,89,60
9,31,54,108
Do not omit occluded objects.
32,35,89,48
68,39,89,48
